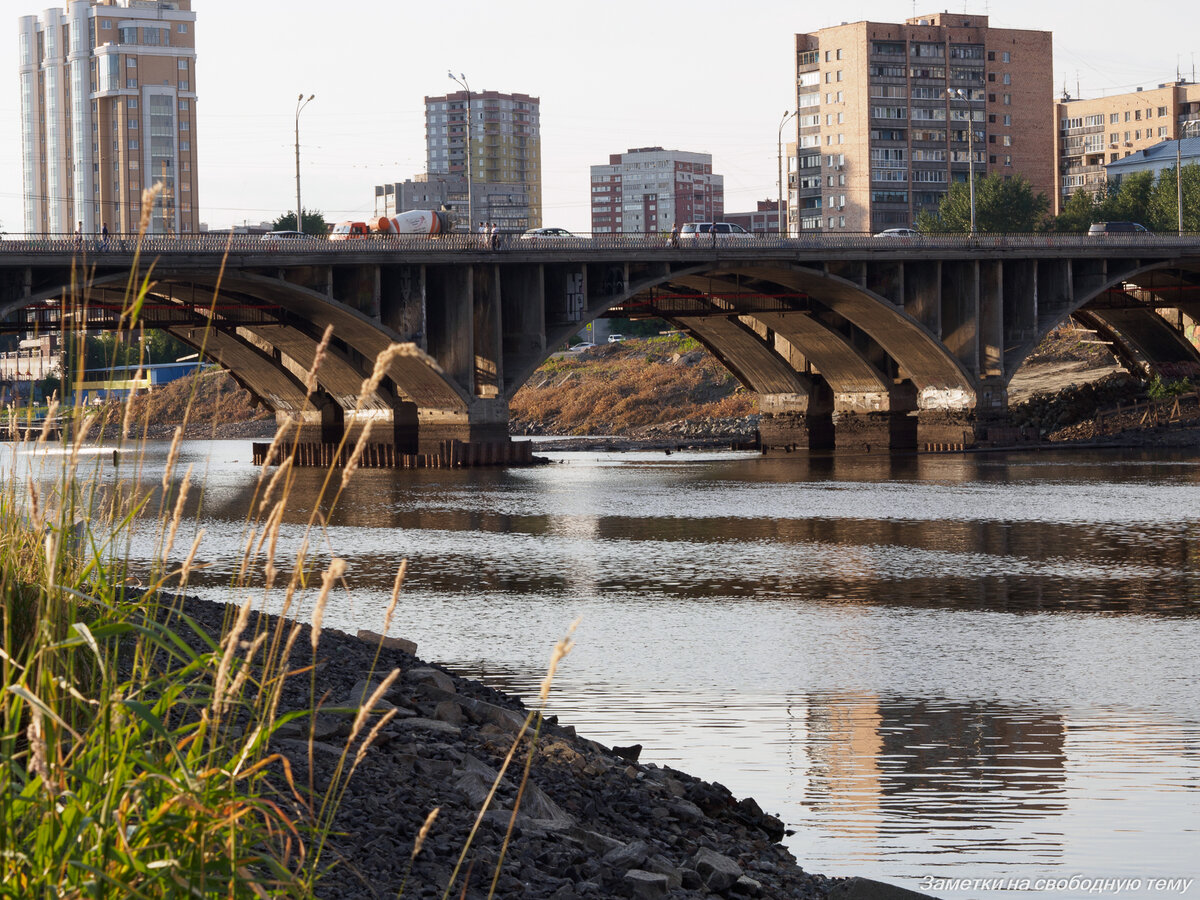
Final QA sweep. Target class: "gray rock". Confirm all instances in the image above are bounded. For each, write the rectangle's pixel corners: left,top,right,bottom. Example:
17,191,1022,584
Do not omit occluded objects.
733,874,764,896
692,846,743,892
355,629,417,655
395,717,462,737
433,699,466,725
622,869,669,899
407,666,456,694
601,838,651,870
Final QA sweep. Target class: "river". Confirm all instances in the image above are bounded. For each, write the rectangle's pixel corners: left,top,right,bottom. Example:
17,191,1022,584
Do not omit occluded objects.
15,439,1200,899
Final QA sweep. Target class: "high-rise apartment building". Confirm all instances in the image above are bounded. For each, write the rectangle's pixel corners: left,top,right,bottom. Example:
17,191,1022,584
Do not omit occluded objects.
18,0,199,236
424,90,541,231
590,147,723,234
792,13,1052,233
1054,81,1200,210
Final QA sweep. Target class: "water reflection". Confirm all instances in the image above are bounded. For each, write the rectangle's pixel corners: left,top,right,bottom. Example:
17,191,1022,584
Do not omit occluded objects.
6,439,1199,898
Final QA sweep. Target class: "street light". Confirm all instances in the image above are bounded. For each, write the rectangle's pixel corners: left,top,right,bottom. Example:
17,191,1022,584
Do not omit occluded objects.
948,89,977,234
1177,119,1200,233
778,110,797,236
294,93,315,234
777,109,796,237
448,71,473,232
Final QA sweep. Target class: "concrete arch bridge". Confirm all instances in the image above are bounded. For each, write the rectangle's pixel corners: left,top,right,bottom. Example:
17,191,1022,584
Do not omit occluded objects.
2,232,1199,454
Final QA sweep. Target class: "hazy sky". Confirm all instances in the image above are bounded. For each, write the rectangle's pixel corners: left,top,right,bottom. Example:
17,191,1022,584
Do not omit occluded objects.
1,0,1198,234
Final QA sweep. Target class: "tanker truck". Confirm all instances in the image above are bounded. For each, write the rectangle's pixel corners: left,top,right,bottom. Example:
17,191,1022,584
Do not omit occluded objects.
330,207,456,240
374,208,455,235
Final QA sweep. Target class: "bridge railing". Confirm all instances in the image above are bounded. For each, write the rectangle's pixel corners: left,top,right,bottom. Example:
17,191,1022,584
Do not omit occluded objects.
4,231,1200,256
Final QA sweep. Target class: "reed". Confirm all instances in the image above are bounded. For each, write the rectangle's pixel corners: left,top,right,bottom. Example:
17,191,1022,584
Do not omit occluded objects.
0,188,580,900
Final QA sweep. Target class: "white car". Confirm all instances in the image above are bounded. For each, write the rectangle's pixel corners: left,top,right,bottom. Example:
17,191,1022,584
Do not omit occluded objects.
873,228,919,238
607,334,625,343
520,227,576,240
570,341,596,352
677,222,755,240
260,230,310,241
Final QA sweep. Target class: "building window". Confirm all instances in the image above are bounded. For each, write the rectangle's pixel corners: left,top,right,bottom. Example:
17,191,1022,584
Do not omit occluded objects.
1004,114,1011,126
1002,73,1011,85
180,140,190,151
179,81,188,91
128,98,137,109
836,49,843,60
1005,155,1012,166
127,79,137,89
129,118,137,129
177,23,188,33
1003,52,1011,63
129,139,138,150
179,99,189,110
1158,106,1169,117
178,59,188,70
1003,94,1011,105
180,120,188,131
127,57,137,67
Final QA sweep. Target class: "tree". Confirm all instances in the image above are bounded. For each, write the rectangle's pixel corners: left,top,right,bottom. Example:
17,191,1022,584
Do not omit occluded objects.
1098,171,1153,226
915,172,1049,234
1049,187,1103,233
1145,163,1200,232
272,209,328,235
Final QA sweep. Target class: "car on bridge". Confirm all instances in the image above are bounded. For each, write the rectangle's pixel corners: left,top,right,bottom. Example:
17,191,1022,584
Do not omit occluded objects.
520,227,577,240
677,222,755,241
1088,221,1149,235
874,227,919,238
260,230,313,242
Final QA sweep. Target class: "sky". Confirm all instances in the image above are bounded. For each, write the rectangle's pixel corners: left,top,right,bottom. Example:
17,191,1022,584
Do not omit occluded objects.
1,0,1199,235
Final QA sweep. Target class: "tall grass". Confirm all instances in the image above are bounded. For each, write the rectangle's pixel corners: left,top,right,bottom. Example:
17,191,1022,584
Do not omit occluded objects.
0,189,577,899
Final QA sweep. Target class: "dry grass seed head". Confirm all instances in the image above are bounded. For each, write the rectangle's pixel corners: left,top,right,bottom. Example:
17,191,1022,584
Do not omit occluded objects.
412,807,440,860
310,557,346,651
340,420,374,491
349,668,400,743
139,183,164,237
162,426,183,493
304,325,334,397
356,343,406,410
163,464,193,561
381,558,408,638
539,617,581,704
351,707,398,774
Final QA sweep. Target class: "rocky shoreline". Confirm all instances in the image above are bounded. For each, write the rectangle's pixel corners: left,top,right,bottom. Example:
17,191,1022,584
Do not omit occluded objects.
178,596,859,900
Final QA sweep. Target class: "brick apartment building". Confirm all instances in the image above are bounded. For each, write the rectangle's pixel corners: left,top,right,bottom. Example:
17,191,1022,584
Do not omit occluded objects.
1054,81,1200,211
590,147,723,235
18,0,199,236
791,12,1053,234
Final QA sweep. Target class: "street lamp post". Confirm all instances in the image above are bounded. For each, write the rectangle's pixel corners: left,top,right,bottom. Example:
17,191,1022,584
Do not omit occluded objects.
1177,119,1200,233
948,89,977,234
448,71,473,232
777,110,797,236
294,93,315,234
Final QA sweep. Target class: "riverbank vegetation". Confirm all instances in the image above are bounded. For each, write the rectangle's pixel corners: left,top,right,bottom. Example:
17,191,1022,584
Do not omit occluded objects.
0,200,575,898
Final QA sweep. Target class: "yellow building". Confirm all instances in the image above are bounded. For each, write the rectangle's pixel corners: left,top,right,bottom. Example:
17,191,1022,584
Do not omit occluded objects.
18,0,199,236
1054,81,1200,211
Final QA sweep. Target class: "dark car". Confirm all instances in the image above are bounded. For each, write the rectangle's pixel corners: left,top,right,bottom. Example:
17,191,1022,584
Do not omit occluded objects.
1088,221,1149,235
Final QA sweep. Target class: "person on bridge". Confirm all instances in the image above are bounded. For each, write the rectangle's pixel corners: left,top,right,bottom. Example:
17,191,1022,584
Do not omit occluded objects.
101,223,109,250
670,222,680,247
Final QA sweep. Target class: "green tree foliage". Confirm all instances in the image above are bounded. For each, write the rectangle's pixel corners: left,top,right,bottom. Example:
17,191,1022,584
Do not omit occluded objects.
915,172,1050,234
272,209,328,235
1146,164,1200,232
1048,187,1103,233
1100,170,1154,226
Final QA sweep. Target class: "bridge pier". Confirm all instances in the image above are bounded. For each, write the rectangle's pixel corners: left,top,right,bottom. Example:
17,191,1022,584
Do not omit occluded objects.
757,386,834,452
830,381,918,453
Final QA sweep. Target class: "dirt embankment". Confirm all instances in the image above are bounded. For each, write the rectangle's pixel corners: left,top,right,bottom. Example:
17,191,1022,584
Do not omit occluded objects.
122,368,276,439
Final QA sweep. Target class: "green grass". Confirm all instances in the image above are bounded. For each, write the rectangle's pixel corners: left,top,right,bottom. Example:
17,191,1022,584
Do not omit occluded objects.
1,197,576,899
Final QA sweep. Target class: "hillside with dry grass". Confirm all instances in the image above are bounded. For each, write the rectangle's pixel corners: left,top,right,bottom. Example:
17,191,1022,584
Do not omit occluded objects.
508,335,756,436
126,367,274,437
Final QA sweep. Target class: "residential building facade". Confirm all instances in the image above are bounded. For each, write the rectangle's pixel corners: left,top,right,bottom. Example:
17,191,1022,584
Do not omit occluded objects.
1054,81,1200,210
424,90,541,231
1104,135,1200,187
590,147,723,234
724,199,783,235
792,13,1053,233
18,0,199,236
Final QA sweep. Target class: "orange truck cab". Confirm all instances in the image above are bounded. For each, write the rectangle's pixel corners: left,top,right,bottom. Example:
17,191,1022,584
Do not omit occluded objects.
330,221,370,240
